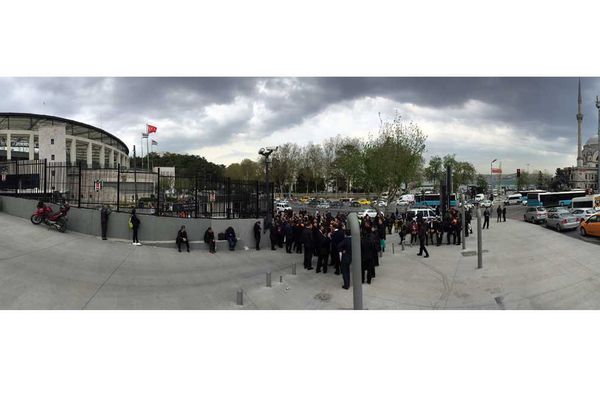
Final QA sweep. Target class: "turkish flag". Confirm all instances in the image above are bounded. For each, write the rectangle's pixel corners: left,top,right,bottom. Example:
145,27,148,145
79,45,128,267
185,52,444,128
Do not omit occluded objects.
147,124,157,134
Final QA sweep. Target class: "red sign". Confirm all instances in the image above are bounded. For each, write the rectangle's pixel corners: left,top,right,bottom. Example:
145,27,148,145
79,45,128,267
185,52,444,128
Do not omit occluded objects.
491,168,502,174
147,124,157,134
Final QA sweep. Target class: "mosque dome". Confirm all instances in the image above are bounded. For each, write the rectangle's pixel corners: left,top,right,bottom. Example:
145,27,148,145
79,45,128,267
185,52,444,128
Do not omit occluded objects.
585,136,598,146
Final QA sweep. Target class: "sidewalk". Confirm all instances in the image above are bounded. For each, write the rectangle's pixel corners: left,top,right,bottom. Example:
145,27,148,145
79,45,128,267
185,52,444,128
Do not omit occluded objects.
2,211,600,309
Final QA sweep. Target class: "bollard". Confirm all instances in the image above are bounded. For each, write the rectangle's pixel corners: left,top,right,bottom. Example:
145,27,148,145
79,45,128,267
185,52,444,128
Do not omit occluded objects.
392,243,395,254
476,204,483,269
280,275,282,283
401,241,405,251
266,271,272,287
236,289,243,305
292,263,296,275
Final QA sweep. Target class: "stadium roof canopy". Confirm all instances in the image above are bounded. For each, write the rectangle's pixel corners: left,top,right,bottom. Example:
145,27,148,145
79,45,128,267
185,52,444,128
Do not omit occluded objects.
0,112,129,155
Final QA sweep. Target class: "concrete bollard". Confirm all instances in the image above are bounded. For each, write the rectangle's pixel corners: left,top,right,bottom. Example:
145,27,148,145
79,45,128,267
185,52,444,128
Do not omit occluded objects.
292,263,296,275
266,271,272,287
401,241,405,251
279,275,282,283
236,289,243,305
392,243,395,254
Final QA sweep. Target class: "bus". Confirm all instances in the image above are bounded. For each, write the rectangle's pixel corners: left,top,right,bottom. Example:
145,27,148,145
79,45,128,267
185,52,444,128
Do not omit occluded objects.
414,193,457,207
519,190,545,203
526,190,587,207
571,195,600,211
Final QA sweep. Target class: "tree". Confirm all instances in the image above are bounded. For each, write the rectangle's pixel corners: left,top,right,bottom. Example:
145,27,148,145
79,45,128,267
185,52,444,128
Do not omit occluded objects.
424,155,444,191
517,171,530,190
476,174,488,193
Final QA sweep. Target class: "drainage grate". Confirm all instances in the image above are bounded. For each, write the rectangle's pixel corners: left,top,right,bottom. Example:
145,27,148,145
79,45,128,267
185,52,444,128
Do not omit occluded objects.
461,250,489,257
314,292,331,302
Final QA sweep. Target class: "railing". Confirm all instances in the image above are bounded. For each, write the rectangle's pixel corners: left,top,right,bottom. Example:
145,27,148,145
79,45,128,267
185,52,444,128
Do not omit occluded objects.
0,159,273,219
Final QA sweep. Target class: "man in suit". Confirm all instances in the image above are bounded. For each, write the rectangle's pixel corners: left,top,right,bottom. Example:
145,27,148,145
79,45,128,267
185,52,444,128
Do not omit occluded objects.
330,223,345,275
301,225,314,270
338,230,352,290
253,221,261,250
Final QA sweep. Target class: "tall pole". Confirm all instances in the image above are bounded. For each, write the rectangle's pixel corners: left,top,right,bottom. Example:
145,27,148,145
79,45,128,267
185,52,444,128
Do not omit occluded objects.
265,157,271,229
133,145,138,204
577,78,584,167
461,193,466,250
347,212,363,310
140,134,144,170
146,135,150,172
595,96,600,193
476,203,483,269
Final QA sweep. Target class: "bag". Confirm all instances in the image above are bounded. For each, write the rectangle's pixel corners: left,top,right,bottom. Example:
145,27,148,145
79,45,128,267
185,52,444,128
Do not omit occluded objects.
128,217,133,230
218,232,226,241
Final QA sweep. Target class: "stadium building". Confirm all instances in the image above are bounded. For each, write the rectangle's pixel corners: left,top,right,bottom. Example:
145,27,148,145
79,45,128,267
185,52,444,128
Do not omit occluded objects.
0,112,130,167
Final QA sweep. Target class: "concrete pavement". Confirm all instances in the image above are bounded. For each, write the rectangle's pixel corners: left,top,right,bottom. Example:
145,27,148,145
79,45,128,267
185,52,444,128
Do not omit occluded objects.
1,210,600,309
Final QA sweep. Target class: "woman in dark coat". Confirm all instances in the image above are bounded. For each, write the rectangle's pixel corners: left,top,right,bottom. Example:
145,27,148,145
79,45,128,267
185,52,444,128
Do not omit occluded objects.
204,227,216,253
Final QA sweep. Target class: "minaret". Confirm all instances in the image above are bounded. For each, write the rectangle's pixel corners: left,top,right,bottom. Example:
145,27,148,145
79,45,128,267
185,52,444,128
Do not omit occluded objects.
577,78,583,167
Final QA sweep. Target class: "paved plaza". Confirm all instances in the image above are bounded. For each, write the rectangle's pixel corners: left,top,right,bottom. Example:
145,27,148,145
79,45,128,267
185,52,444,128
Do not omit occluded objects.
0,211,599,309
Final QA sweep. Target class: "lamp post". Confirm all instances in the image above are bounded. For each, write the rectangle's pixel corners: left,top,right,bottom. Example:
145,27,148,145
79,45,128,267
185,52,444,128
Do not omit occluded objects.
490,159,497,195
259,146,278,232
596,96,600,193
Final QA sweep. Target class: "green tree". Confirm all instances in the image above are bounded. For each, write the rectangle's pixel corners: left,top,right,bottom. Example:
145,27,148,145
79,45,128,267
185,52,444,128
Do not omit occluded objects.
476,174,488,193
424,155,444,191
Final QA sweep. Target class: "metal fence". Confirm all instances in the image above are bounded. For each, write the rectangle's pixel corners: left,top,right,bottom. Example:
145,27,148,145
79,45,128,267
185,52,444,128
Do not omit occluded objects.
0,159,273,219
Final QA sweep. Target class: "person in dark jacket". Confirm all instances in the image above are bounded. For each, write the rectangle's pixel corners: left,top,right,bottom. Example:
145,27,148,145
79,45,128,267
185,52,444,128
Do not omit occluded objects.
338,231,352,289
330,223,344,275
316,226,330,273
253,221,261,250
269,220,278,250
284,221,294,253
502,205,507,222
301,225,314,270
176,225,190,252
483,207,490,229
293,221,303,254
360,232,376,284
225,226,237,251
204,227,216,253
130,208,141,245
417,221,429,258
100,204,111,240
496,205,502,222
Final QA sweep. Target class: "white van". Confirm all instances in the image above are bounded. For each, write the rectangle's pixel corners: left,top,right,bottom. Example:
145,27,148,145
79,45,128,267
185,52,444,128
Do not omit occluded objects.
504,193,523,205
571,196,597,211
475,193,485,201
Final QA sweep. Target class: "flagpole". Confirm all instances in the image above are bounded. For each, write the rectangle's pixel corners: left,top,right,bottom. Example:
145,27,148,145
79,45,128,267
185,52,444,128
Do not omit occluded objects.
140,133,144,170
147,135,150,172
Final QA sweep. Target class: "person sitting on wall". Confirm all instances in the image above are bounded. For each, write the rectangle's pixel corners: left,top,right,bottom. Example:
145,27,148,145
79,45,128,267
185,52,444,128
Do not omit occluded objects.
204,227,216,254
225,226,237,251
176,225,190,252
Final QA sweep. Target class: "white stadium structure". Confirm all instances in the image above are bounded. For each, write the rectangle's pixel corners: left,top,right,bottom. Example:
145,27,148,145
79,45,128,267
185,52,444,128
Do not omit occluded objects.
0,112,130,168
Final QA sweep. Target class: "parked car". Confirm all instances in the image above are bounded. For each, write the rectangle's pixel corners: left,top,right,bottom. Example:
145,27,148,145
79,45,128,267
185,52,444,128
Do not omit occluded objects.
571,208,596,222
545,211,579,232
329,201,342,208
357,208,378,218
481,199,493,208
406,208,437,222
316,201,330,209
377,200,388,207
579,213,600,237
307,199,318,206
475,193,485,201
524,206,547,224
504,193,524,205
275,202,292,212
350,201,361,207
358,198,370,205
546,207,569,213
396,199,410,207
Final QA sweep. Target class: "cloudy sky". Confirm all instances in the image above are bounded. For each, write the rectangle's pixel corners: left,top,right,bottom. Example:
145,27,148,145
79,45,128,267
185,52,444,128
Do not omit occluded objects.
1,77,599,173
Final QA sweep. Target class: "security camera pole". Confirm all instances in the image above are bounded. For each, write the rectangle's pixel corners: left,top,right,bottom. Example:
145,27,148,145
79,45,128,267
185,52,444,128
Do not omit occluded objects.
259,146,278,232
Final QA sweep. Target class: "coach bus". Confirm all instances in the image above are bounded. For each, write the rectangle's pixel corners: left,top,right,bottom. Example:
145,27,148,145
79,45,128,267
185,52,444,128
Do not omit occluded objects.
571,195,600,211
414,193,457,207
518,190,545,203
526,190,587,207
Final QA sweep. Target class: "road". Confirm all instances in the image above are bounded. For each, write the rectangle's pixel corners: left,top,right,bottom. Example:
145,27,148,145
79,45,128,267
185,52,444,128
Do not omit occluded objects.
500,203,600,246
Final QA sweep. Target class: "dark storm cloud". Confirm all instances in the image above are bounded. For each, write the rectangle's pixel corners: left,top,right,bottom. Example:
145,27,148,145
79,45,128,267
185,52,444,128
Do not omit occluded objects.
0,76,598,167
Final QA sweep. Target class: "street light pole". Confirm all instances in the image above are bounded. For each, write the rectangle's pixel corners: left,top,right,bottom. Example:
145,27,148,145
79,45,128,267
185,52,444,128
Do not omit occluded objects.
259,147,278,232
596,96,600,193
490,159,497,195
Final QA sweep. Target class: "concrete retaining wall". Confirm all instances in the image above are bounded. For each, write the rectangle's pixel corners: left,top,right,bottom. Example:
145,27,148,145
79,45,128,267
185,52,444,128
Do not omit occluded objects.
0,195,263,247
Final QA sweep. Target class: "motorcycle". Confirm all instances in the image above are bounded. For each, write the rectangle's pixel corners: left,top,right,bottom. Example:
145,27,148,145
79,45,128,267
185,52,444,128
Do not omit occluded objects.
31,201,70,233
